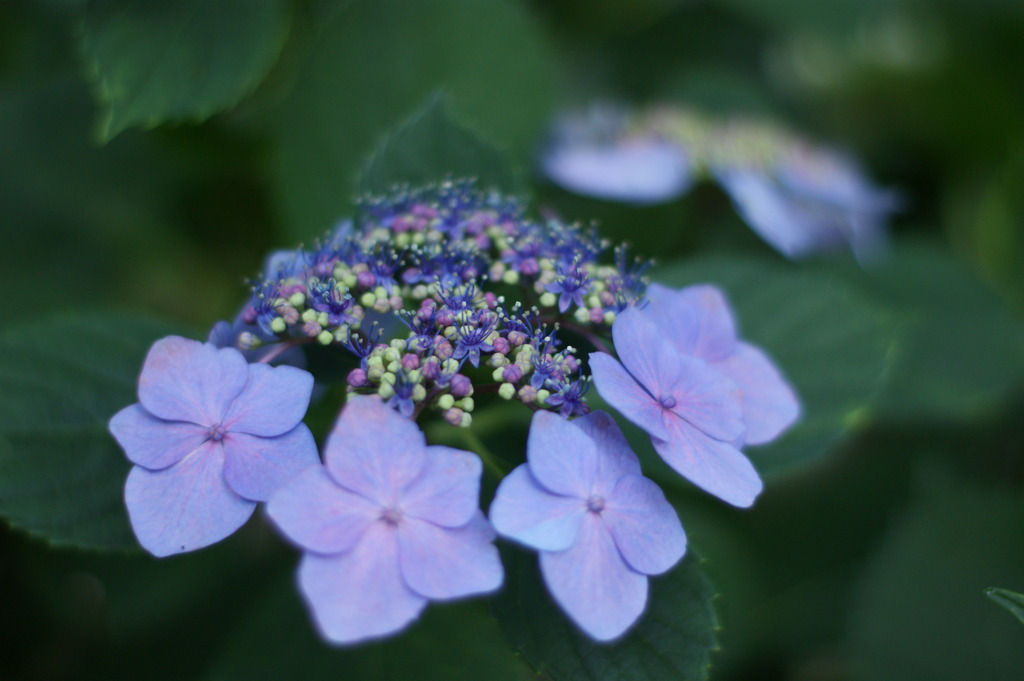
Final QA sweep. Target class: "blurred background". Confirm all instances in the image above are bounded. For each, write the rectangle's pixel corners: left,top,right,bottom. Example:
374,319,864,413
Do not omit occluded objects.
1,1,1023,680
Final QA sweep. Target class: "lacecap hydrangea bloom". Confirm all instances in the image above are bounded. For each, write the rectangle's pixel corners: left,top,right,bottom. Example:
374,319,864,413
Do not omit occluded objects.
542,104,900,260
110,179,800,643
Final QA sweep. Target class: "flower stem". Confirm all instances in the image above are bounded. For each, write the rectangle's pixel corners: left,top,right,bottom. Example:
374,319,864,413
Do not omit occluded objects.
460,428,507,479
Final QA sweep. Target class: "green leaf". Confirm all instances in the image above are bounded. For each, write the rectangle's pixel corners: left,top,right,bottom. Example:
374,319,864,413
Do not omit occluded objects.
846,466,1024,681
356,94,520,197
492,546,718,681
272,0,557,241
80,0,291,141
834,238,1024,422
987,588,1024,626
655,255,898,474
205,570,527,681
0,311,184,550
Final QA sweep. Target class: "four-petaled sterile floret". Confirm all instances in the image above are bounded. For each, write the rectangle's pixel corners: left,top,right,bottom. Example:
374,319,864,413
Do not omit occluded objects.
109,336,319,557
266,396,503,644
490,410,686,640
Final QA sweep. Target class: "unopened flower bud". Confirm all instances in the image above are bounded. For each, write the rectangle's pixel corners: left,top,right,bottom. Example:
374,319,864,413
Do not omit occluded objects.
502,365,523,383
450,374,473,397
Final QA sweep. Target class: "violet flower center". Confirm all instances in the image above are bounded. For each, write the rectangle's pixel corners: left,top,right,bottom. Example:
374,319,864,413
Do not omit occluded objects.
586,495,606,514
380,507,403,526
207,424,227,441
658,394,677,410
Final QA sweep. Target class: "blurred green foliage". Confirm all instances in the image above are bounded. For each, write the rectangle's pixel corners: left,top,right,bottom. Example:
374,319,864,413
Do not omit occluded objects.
1,1,1022,680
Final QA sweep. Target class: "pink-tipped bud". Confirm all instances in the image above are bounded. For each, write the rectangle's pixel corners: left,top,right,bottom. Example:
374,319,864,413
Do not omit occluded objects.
434,339,454,360
356,271,376,289
517,385,538,403
421,358,441,381
450,374,472,397
347,368,368,388
401,353,420,371
443,407,464,427
502,365,523,384
492,337,510,355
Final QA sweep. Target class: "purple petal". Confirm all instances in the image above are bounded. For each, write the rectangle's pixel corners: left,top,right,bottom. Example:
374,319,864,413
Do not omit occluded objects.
589,352,669,441
604,474,686,575
610,306,686,401
573,410,642,483
401,446,482,528
323,396,426,504
663,355,745,442
526,410,600,497
221,425,320,502
298,523,426,644
644,283,737,361
137,336,248,425
715,168,826,259
539,514,648,641
124,442,254,557
397,512,503,600
489,465,586,551
543,139,693,205
714,341,800,446
266,465,378,555
222,363,314,437
109,404,208,471
653,420,762,508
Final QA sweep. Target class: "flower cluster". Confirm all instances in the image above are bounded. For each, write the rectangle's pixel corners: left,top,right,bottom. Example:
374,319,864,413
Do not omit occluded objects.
110,180,800,644
542,104,901,260
226,180,647,426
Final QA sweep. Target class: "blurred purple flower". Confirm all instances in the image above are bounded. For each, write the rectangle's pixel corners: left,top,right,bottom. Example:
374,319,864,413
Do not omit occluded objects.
109,336,318,557
713,146,901,261
589,306,762,507
642,283,800,446
266,396,502,645
540,105,899,260
541,107,693,205
490,410,686,641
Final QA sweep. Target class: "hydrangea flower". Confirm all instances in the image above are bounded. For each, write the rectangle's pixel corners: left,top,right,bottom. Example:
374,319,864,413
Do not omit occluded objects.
541,104,899,260
266,396,503,644
490,410,686,641
589,306,762,507
108,336,318,557
642,283,800,446
542,106,693,205
712,143,900,260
